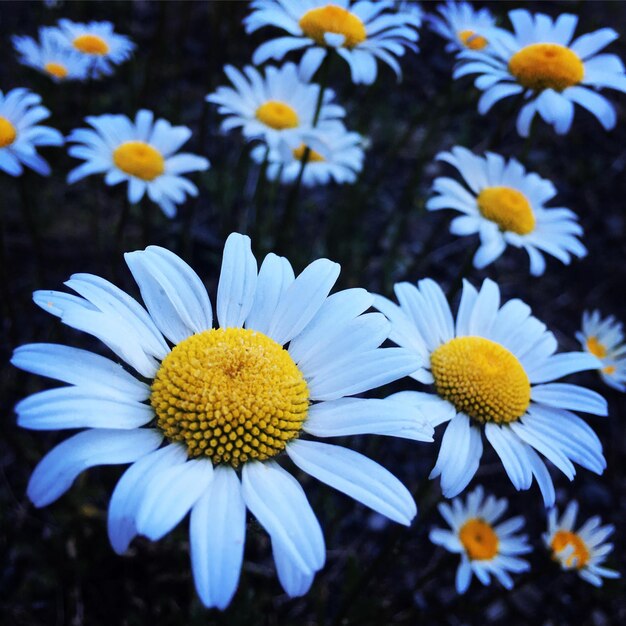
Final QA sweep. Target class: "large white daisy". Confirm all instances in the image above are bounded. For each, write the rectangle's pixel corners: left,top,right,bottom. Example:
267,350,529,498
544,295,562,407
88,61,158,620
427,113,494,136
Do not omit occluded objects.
244,0,420,85
66,110,210,218
374,277,608,507
426,146,586,275
454,9,626,136
0,88,64,177
12,233,431,609
428,1,495,53
430,486,531,593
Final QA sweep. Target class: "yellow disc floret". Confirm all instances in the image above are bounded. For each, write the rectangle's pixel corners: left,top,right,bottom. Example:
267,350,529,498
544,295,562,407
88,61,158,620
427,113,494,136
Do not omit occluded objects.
255,100,300,130
508,43,584,92
459,518,500,560
477,186,536,235
44,62,69,79
586,336,607,359
73,33,110,55
299,5,367,48
603,365,616,375
151,327,310,467
293,144,325,163
113,141,165,181
551,530,590,569
0,117,17,148
431,336,531,424
458,29,488,50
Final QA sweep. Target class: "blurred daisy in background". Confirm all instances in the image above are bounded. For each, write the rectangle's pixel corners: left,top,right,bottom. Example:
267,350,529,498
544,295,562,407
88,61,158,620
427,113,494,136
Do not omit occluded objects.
577,310,626,392
426,146,586,275
375,278,608,507
544,501,620,586
66,110,210,218
430,486,531,593
12,233,429,609
0,88,63,176
206,62,345,146
244,0,420,85
454,9,626,136
12,26,91,82
428,0,495,53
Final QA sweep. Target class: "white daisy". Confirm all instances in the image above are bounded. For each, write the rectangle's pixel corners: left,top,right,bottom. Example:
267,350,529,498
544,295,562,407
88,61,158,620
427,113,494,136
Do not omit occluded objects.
426,146,586,276
12,233,431,609
374,277,608,507
454,9,626,136
12,26,91,82
206,62,345,146
66,110,210,218
428,1,495,53
56,19,135,78
244,0,420,85
544,501,620,586
430,486,531,593
0,88,63,177
577,310,626,392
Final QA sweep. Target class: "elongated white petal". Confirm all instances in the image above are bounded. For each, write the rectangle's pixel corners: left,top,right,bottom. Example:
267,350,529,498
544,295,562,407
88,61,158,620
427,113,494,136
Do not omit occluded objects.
526,352,602,384
272,537,316,597
484,424,532,490
531,383,607,416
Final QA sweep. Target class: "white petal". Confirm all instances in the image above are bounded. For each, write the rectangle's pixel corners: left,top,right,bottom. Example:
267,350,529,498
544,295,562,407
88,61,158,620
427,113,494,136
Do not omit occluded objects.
272,537,316,597
531,383,607,416
484,424,532,490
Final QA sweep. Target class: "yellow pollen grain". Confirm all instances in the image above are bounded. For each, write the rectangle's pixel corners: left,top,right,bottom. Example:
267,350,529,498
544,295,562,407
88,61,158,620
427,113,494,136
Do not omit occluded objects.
150,327,310,468
293,143,325,163
431,336,531,425
551,530,590,569
73,33,110,55
586,336,607,359
299,4,367,48
44,62,69,79
0,116,17,148
477,186,536,235
255,100,300,130
458,29,488,50
508,43,584,92
459,518,499,560
113,141,165,181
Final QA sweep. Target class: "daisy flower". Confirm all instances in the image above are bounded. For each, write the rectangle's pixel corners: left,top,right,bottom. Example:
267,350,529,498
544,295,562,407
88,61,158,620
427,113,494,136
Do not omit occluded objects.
374,277,608,507
12,27,91,82
426,146,586,276
430,486,531,593
206,62,345,146
428,1,495,53
12,233,431,609
0,88,63,177
454,9,626,136
244,0,420,85
544,501,620,586
66,110,210,218
577,310,626,392
56,19,135,78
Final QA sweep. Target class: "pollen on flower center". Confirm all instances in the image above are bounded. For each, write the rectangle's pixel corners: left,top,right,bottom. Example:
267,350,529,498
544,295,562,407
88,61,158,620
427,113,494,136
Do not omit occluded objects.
113,141,165,181
299,4,367,48
508,43,584,91
459,518,499,560
255,100,300,130
477,186,536,235
0,116,17,148
73,33,110,55
150,327,310,468
586,336,607,358
44,62,69,79
458,29,488,50
293,144,325,162
431,336,531,424
551,530,590,568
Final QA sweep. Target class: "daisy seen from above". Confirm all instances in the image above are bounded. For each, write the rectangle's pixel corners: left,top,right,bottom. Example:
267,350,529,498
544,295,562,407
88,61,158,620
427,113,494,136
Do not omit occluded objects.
244,0,420,85
454,9,626,136
544,501,620,586
12,233,432,609
66,109,210,218
430,486,531,593
374,277,608,507
426,146,586,276
428,1,495,53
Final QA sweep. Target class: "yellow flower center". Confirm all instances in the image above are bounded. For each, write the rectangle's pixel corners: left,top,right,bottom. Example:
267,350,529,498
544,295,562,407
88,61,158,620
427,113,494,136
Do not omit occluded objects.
458,29,488,50
44,62,69,79
293,144,325,163
73,33,110,55
459,518,499,560
508,43,584,92
255,100,300,130
551,530,590,569
112,141,165,181
299,4,367,48
0,116,17,148
586,336,607,359
603,365,616,375
431,336,531,424
477,186,536,235
150,327,310,467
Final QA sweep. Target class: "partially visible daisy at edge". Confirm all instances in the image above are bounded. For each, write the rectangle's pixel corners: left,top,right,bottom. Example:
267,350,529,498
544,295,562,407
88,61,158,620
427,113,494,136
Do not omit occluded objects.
430,486,531,593
0,88,63,177
428,0,495,53
577,310,626,392
454,9,626,136
544,501,620,586
12,233,431,609
66,110,210,218
244,0,420,85
374,277,608,507
426,146,586,276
